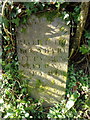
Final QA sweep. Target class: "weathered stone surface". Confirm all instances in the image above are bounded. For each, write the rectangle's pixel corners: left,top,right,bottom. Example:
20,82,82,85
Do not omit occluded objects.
16,15,70,106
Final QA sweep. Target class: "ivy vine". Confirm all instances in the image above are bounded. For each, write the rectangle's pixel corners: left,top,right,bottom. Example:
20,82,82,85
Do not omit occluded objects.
1,1,90,119
1,1,70,119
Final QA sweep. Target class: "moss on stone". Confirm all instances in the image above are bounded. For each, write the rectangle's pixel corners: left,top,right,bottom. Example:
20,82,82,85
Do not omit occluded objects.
35,79,43,88
59,26,65,32
51,80,55,85
36,10,60,22
22,63,30,67
58,37,66,47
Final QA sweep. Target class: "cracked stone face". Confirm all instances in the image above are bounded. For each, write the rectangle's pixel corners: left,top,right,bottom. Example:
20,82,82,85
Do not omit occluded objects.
16,15,70,106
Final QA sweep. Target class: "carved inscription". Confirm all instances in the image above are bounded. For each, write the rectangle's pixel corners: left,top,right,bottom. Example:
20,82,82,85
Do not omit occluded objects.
17,15,70,106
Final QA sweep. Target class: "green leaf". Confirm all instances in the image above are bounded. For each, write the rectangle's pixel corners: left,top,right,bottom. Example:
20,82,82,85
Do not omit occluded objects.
2,17,9,28
84,31,90,39
22,18,27,24
5,89,10,95
65,92,80,112
12,18,20,27
4,113,12,118
3,36,10,41
24,3,34,9
26,9,32,16
71,91,80,100
64,14,69,19
80,45,89,54
87,40,90,47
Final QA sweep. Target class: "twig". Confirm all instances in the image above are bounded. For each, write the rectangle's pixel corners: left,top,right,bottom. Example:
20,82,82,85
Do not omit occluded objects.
2,0,12,36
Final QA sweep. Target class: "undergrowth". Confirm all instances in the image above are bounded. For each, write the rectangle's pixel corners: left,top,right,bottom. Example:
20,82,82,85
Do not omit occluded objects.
47,65,90,119
1,1,90,119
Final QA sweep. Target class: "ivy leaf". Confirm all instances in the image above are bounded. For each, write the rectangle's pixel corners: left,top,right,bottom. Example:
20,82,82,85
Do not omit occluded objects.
64,14,69,19
55,2,60,8
24,3,30,9
87,40,90,47
3,36,10,41
12,18,20,27
80,45,89,54
64,92,80,113
24,3,34,9
2,17,9,28
84,31,90,39
86,95,90,107
32,8,38,13
26,9,31,16
4,113,12,118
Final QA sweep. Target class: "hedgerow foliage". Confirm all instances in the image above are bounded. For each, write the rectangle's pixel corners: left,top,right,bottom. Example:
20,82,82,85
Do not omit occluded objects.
1,1,90,119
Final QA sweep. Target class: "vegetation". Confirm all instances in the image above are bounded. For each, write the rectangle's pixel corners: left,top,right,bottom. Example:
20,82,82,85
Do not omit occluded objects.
48,66,90,119
1,1,90,119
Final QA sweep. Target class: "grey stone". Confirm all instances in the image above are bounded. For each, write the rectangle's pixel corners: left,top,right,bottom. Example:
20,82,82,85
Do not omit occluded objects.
16,14,70,106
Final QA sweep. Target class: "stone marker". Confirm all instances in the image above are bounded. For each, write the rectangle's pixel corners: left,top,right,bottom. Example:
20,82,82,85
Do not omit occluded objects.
16,15,70,106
